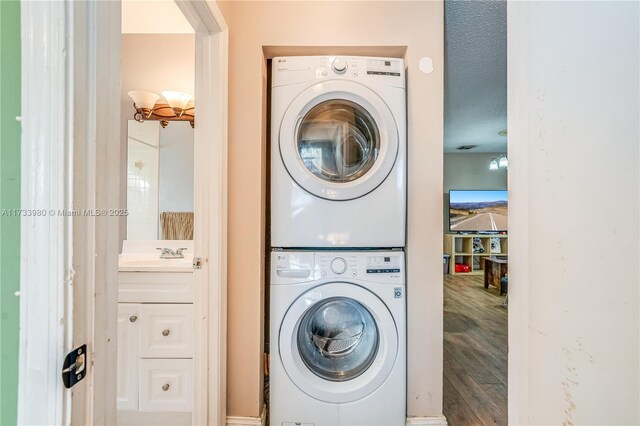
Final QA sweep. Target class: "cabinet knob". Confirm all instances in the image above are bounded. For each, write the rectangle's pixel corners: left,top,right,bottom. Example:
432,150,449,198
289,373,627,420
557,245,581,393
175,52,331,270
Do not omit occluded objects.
162,329,170,337
129,315,137,323
162,383,170,392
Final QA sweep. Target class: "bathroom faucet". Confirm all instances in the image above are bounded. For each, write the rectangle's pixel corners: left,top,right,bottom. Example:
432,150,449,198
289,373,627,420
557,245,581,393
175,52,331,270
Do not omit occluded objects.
157,247,188,259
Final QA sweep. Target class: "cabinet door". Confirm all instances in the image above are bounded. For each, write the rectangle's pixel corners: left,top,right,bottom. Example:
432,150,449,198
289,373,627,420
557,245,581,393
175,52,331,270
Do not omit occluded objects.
117,303,141,411
139,304,194,358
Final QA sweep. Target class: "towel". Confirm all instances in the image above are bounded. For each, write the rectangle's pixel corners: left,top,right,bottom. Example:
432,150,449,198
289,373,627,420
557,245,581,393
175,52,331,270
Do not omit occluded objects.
160,212,194,240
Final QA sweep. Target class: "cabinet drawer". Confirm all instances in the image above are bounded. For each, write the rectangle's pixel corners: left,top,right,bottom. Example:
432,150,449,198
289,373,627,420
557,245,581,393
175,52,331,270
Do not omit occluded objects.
139,359,193,413
139,305,194,358
118,272,194,303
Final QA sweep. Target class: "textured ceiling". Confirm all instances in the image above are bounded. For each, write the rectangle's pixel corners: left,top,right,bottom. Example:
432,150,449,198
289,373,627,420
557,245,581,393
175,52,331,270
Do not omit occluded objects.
444,0,507,153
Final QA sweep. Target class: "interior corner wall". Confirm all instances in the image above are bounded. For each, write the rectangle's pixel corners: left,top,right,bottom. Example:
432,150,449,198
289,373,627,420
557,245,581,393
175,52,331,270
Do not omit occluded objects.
217,1,444,419
443,152,508,232
508,2,639,424
0,2,21,425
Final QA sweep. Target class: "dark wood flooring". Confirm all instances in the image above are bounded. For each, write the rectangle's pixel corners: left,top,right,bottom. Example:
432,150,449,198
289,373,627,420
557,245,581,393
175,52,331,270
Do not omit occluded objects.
443,274,508,426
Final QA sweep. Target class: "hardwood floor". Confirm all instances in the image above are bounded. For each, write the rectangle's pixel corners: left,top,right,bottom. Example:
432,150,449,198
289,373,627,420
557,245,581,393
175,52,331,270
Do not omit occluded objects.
443,274,508,426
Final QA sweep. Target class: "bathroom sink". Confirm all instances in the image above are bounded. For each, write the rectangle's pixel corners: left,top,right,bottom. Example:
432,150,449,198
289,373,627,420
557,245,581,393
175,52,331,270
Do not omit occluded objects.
118,255,194,272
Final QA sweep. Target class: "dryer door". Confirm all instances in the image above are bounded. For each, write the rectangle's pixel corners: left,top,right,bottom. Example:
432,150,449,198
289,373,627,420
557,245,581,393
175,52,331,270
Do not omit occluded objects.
279,282,398,403
279,80,399,201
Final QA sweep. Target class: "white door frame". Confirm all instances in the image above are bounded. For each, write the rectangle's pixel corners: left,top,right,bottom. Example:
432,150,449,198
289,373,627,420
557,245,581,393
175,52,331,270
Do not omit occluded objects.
175,1,229,425
17,1,228,425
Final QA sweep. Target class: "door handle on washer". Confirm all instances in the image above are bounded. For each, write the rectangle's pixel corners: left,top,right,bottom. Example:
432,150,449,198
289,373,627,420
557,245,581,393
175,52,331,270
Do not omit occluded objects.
277,269,311,278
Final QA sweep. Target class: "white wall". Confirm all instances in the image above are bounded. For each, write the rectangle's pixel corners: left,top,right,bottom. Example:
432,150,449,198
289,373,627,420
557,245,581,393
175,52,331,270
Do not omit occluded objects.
127,120,160,240
444,152,507,231
508,2,639,424
444,153,507,192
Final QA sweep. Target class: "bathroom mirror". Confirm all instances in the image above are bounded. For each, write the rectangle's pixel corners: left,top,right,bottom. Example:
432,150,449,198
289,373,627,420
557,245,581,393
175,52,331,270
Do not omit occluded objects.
126,119,194,240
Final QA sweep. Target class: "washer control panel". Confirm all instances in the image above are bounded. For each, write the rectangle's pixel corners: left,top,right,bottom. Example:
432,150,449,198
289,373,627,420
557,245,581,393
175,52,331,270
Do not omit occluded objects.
365,254,401,274
315,251,404,282
271,251,405,284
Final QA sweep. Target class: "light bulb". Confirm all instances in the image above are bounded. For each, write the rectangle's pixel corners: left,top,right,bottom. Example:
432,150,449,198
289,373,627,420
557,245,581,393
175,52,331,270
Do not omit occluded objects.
489,159,499,170
499,155,508,168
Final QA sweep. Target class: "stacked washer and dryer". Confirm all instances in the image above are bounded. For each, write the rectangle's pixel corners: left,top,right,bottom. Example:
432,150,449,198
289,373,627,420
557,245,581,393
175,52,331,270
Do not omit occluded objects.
270,56,407,426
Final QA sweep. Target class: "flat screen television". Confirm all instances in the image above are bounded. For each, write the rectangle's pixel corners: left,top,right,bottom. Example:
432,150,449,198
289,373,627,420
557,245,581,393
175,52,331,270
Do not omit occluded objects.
449,190,508,233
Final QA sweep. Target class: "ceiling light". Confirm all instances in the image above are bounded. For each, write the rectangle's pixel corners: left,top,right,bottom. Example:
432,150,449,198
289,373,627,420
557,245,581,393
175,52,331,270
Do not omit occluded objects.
489,159,499,170
128,90,194,128
498,154,508,168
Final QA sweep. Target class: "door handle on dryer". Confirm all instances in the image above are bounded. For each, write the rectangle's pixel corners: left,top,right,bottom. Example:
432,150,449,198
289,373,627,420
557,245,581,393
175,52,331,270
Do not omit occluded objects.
277,269,311,278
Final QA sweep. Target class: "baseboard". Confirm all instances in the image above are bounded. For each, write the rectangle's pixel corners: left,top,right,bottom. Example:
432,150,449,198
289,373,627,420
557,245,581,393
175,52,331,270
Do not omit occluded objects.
226,411,444,426
226,404,266,426
406,415,448,426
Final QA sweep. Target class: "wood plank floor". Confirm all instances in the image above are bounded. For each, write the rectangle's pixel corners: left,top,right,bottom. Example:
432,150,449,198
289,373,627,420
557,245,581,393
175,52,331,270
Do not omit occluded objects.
443,274,508,426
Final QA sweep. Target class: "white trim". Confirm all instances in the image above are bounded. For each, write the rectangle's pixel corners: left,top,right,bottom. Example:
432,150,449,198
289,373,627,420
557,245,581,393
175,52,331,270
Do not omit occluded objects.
506,2,529,424
405,415,448,426
174,1,229,425
71,2,122,423
226,405,266,426
18,1,70,423
19,1,228,425
18,1,121,425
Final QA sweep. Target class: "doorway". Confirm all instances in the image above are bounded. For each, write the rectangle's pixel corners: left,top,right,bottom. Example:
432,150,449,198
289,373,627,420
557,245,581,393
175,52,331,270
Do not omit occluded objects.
17,1,228,425
442,1,508,424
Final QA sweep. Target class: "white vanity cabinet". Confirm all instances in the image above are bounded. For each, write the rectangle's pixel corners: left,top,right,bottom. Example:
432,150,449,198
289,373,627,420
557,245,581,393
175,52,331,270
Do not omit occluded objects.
117,271,194,425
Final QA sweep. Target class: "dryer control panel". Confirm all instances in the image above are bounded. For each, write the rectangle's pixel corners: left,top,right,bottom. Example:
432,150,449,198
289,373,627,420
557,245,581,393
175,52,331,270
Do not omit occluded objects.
272,56,405,89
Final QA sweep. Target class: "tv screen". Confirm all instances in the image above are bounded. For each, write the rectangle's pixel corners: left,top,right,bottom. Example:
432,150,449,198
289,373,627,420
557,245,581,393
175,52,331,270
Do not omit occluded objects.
449,190,508,232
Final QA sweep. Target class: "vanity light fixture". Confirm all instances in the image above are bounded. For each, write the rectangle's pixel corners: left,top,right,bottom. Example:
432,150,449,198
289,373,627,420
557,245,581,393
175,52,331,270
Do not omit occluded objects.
128,90,195,128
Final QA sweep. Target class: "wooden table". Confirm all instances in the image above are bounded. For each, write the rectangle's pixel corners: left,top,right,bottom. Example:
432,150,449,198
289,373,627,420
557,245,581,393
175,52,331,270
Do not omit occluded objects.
484,257,508,294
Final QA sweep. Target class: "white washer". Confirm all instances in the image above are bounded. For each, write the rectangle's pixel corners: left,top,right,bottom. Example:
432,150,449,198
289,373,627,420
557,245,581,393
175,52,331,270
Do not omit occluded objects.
271,56,406,248
270,250,406,426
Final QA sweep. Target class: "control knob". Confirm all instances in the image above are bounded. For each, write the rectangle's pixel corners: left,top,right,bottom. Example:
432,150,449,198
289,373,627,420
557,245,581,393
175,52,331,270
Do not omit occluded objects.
330,257,348,274
332,59,348,74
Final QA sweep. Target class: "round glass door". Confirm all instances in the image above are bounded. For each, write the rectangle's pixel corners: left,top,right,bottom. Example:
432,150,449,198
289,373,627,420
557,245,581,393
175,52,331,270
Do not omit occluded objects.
278,80,399,201
297,100,380,184
297,297,379,382
279,282,398,403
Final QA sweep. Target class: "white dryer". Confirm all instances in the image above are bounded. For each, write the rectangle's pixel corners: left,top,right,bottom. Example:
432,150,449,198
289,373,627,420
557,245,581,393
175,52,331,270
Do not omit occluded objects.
270,250,406,426
271,56,406,248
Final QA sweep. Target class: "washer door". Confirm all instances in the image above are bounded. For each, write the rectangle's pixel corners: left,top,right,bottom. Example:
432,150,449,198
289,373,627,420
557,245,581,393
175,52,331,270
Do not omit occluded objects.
279,80,399,201
279,282,398,403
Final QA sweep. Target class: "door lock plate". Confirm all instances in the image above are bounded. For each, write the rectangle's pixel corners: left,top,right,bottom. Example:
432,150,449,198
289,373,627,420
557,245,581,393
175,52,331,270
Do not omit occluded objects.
62,344,87,389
